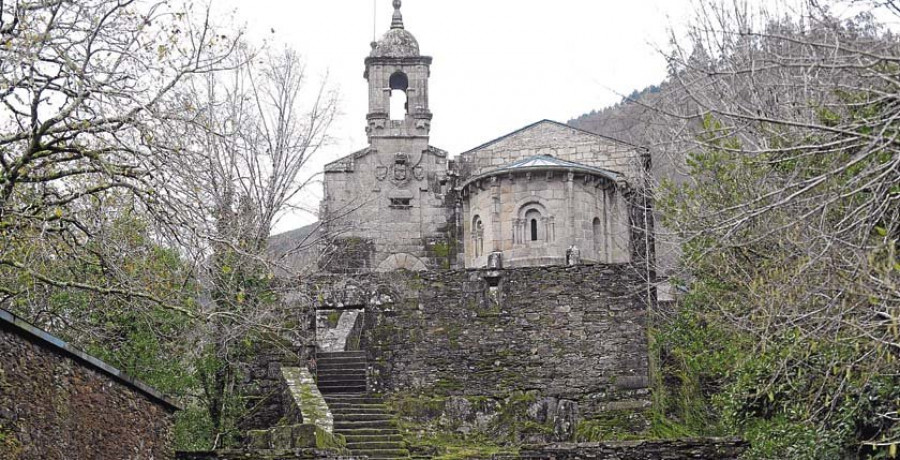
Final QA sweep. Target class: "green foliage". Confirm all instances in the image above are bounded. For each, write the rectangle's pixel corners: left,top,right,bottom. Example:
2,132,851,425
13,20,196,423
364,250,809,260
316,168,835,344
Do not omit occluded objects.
0,425,23,460
326,311,342,328
575,412,647,441
655,111,900,457
315,427,347,450
648,297,749,439
3,212,200,388
430,241,454,269
174,406,216,451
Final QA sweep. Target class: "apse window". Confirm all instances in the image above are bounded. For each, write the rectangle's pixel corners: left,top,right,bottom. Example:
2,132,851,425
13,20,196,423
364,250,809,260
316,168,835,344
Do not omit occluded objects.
390,198,412,209
524,208,543,242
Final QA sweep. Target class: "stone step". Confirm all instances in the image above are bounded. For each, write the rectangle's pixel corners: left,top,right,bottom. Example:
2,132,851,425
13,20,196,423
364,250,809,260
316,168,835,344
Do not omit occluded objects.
343,434,405,443
319,385,368,394
334,413,393,422
317,365,365,371
317,371,366,378
346,441,406,450
318,351,367,359
317,378,365,385
351,451,409,460
336,428,402,437
317,375,366,383
316,364,367,372
324,395,384,404
316,369,367,377
349,449,410,458
335,419,399,430
330,405,390,414
316,356,368,365
317,355,366,362
317,377,367,385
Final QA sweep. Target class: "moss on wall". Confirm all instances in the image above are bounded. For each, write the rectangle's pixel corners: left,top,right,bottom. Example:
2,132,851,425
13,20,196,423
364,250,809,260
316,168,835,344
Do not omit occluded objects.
0,426,23,460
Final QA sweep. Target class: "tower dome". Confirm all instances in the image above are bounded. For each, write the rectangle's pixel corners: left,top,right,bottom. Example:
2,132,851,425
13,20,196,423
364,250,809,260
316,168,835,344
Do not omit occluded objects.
370,0,420,58
371,29,420,58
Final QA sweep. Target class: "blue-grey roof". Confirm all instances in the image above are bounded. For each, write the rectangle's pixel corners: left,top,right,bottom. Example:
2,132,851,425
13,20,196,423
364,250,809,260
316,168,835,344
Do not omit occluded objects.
462,155,622,189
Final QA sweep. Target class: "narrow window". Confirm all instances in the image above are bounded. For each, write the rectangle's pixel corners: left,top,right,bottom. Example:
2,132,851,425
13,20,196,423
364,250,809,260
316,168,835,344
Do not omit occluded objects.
531,219,539,241
389,72,409,120
390,198,412,208
593,217,602,254
473,216,484,257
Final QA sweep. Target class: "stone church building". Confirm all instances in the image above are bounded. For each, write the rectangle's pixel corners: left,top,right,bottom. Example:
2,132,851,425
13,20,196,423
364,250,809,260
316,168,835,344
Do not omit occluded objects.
320,0,651,273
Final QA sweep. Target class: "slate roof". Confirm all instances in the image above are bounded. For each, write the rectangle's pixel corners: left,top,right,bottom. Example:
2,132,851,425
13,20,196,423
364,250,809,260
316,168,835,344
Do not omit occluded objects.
461,155,622,189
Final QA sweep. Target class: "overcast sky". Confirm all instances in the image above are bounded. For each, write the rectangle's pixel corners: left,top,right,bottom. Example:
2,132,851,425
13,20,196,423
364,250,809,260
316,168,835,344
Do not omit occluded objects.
209,0,871,233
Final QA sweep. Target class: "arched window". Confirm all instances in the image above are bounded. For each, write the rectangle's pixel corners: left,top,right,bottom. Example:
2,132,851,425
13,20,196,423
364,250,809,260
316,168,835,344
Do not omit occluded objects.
389,72,409,120
593,217,602,254
472,215,484,257
524,208,543,243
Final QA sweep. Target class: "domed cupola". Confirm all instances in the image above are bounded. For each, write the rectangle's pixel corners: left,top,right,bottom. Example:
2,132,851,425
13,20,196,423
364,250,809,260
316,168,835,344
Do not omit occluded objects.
370,1,420,58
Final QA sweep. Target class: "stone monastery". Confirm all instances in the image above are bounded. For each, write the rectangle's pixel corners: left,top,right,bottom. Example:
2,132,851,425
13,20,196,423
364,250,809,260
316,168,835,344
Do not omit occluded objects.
320,0,652,272
0,2,748,459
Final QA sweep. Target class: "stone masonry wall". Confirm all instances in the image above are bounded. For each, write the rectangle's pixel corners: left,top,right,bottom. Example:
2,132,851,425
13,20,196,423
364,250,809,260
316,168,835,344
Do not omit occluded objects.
322,145,455,272
239,343,305,433
520,439,749,460
0,317,176,460
309,264,651,417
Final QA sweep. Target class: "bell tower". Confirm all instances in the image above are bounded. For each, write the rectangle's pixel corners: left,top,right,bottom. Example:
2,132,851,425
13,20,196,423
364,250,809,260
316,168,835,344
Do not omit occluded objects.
364,0,433,143
321,0,453,274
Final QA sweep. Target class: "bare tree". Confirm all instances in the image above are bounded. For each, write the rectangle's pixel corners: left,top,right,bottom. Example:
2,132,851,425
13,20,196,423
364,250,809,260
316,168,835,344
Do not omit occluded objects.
639,0,900,454
153,46,337,444
0,0,239,315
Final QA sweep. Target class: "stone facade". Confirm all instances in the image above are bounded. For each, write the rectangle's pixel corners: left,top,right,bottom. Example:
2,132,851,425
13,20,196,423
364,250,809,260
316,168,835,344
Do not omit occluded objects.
0,309,177,460
318,3,652,273
462,159,632,267
321,145,454,272
458,122,649,268
307,264,651,418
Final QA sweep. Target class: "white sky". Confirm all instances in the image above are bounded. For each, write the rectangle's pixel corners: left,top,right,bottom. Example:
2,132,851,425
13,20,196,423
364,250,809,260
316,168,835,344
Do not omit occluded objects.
209,0,881,233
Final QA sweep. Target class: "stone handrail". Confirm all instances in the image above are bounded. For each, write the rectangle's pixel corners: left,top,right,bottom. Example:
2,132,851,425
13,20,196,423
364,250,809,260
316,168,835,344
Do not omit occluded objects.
281,367,334,433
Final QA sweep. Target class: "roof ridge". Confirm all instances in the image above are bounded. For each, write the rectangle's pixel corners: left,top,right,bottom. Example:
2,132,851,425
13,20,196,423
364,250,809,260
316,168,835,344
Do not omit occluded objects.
459,119,645,156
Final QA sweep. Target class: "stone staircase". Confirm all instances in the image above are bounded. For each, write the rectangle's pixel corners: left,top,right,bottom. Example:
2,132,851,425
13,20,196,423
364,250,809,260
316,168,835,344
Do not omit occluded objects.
316,351,411,460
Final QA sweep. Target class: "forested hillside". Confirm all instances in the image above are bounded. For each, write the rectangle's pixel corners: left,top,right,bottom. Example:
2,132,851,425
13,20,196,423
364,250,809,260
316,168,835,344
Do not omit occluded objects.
570,3,900,458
